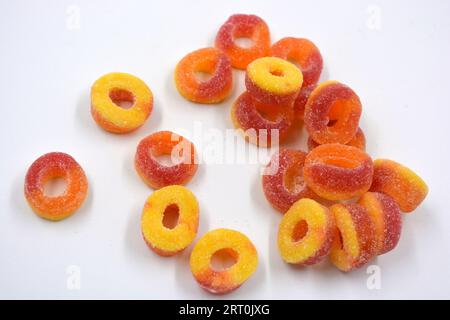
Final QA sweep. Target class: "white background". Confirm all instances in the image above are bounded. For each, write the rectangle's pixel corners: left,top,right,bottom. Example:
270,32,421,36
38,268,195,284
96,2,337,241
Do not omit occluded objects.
1,0,449,299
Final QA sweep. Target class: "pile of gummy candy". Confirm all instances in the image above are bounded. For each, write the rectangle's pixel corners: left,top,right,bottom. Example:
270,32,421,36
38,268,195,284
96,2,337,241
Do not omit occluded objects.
24,14,428,295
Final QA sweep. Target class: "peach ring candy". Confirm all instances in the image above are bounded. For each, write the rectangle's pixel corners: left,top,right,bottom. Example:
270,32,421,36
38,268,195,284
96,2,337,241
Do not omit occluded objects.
271,37,323,88
245,57,303,105
215,14,270,70
190,228,258,294
91,72,153,134
135,131,198,189
262,149,319,213
277,199,335,266
141,185,199,256
24,152,88,221
358,192,402,255
304,80,362,144
174,47,233,104
307,127,366,151
303,144,374,201
370,159,428,212
329,203,377,272
231,92,294,147
294,84,316,121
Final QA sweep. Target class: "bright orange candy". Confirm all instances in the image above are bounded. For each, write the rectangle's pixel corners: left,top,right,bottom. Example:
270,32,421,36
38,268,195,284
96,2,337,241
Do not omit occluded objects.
24,152,88,221
231,92,294,147
370,159,428,213
215,14,270,69
141,185,199,256
245,57,303,105
293,84,316,121
329,203,377,272
262,149,319,213
278,199,335,266
307,128,366,151
174,47,233,104
190,228,258,294
304,81,362,144
303,144,374,200
271,37,323,88
91,72,153,133
135,131,198,189
358,192,402,255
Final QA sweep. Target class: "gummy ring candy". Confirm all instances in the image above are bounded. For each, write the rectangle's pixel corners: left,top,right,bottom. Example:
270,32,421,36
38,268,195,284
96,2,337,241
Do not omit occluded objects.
215,14,270,70
174,47,233,104
135,131,198,189
329,203,377,272
304,80,362,144
91,72,153,134
307,128,366,151
271,37,323,88
24,152,88,221
303,144,374,200
358,192,402,255
370,159,428,212
277,199,335,266
294,84,316,121
245,57,303,105
231,92,294,147
262,149,319,213
190,228,258,294
141,185,199,256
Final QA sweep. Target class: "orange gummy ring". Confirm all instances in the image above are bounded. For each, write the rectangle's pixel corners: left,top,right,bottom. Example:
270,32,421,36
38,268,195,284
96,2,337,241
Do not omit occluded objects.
231,92,294,147
262,148,319,213
304,81,362,144
135,131,198,189
190,228,258,294
141,185,199,256
307,127,366,151
271,37,323,88
24,152,88,221
174,47,233,104
245,57,303,106
278,199,335,266
370,159,428,212
303,144,374,200
91,72,153,133
329,203,377,272
215,14,270,70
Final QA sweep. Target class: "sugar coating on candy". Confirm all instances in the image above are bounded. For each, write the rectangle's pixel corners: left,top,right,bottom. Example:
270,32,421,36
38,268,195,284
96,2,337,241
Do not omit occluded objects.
24,152,88,221
304,80,362,144
91,72,153,133
358,192,402,255
294,84,316,121
308,128,366,151
370,159,428,213
329,203,377,272
231,91,294,147
174,47,233,104
303,144,374,200
262,149,319,213
190,228,258,294
245,57,303,105
141,185,199,256
215,14,270,69
277,199,335,265
271,37,323,88
135,131,198,189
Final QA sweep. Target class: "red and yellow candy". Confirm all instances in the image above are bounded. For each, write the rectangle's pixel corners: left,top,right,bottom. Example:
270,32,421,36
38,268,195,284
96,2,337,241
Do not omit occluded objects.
307,127,366,151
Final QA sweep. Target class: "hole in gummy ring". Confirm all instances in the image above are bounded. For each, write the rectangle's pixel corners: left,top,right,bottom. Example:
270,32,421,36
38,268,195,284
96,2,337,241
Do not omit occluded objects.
292,220,308,242
162,204,180,229
327,119,338,127
284,166,306,194
337,230,344,250
194,71,213,82
210,248,239,272
270,69,284,77
44,177,67,197
109,88,135,110
234,37,255,48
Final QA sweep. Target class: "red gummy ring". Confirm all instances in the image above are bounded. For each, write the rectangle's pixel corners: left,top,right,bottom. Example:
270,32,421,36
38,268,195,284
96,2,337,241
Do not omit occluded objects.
135,131,198,189
174,47,233,104
231,92,294,147
293,84,316,121
24,152,88,221
215,14,270,70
